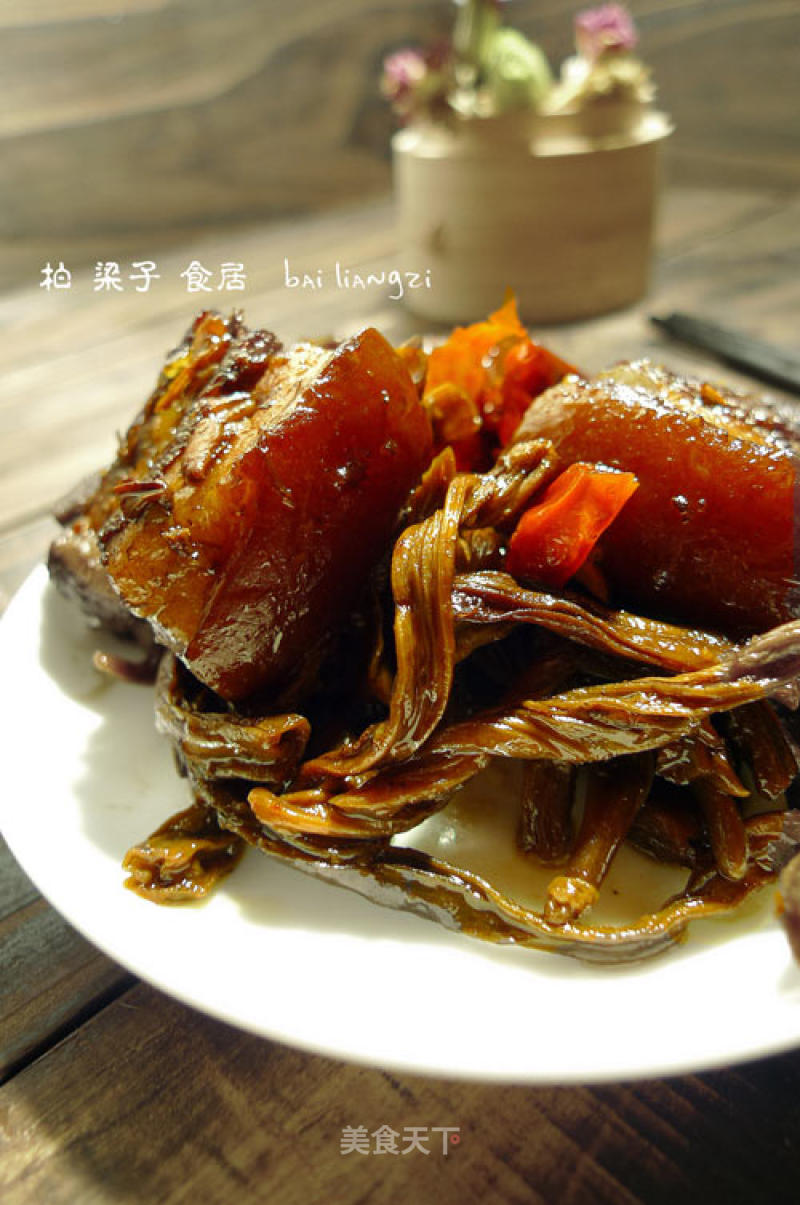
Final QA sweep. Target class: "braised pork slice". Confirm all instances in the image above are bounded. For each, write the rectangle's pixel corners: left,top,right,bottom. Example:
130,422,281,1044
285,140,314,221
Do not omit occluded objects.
48,312,279,635
515,360,798,636
96,323,432,701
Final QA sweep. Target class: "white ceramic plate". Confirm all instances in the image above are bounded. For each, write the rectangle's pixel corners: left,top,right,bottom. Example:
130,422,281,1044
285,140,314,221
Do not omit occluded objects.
3,566,800,1083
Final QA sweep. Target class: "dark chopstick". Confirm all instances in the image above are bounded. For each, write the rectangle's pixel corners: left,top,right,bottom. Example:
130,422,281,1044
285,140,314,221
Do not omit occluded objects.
650,312,800,396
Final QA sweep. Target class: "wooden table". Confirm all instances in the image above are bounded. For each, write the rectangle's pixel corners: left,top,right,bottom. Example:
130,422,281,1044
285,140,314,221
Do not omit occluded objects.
3,186,800,1204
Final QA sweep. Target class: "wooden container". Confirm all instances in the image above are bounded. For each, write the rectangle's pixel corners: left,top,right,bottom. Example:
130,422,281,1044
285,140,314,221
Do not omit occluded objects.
392,107,673,325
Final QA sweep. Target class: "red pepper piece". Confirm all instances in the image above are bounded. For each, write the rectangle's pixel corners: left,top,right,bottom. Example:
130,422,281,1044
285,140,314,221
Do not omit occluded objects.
422,297,578,467
495,339,578,447
506,462,639,589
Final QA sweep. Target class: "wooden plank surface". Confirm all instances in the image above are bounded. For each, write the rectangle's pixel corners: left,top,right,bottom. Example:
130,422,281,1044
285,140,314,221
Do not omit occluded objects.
0,889,133,1084
2,979,800,1205
2,1,799,287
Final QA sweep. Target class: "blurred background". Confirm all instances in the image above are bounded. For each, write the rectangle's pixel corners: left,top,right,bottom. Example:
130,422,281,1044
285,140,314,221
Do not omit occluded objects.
3,0,798,291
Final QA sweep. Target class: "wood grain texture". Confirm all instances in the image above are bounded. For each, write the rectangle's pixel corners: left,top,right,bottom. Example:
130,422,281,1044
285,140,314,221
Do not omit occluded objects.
0,830,132,1085
2,980,800,1205
2,0,798,287
0,886,133,1085
0,838,38,919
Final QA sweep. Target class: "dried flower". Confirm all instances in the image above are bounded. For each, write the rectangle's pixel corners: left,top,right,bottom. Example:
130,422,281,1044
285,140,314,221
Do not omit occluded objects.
382,2,653,124
544,4,652,114
575,4,637,63
381,43,453,123
382,49,427,100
